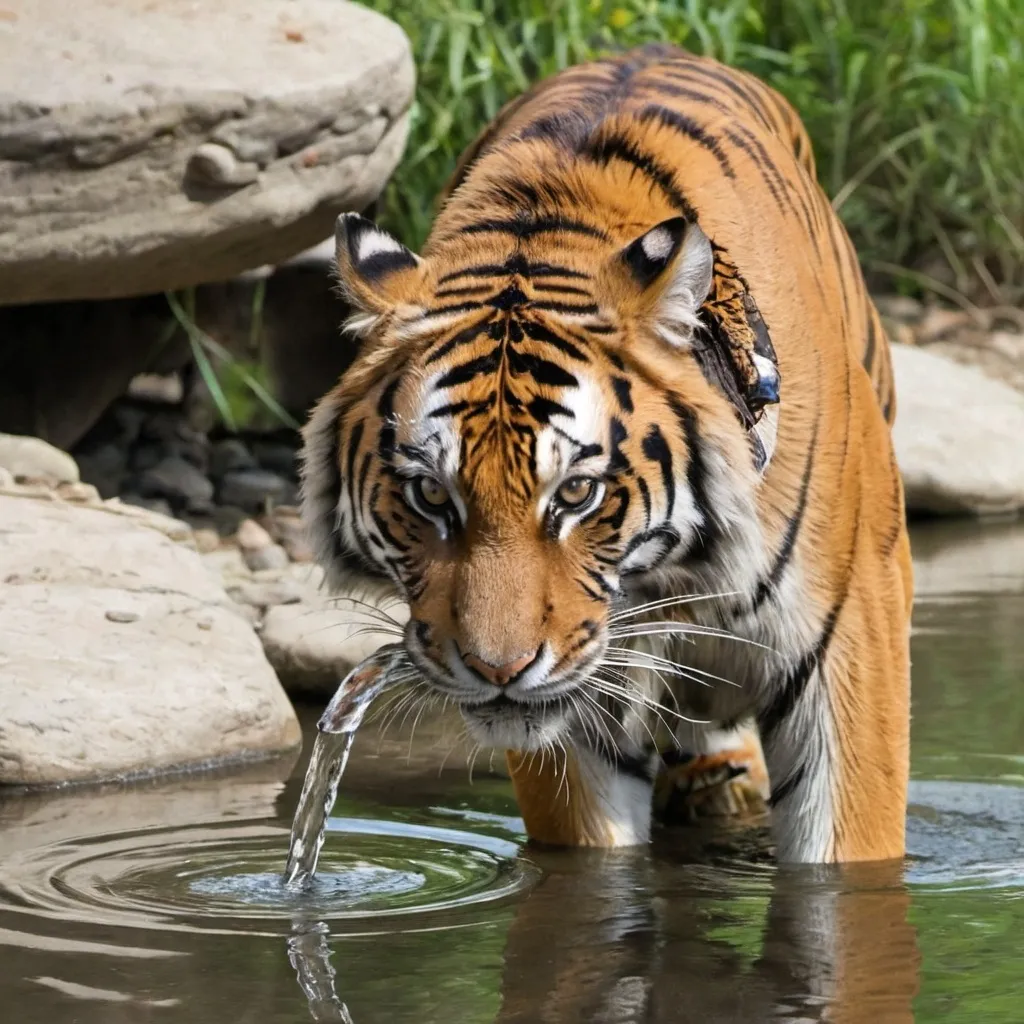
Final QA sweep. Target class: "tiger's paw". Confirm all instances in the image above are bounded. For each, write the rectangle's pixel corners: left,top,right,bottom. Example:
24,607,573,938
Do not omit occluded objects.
654,748,770,824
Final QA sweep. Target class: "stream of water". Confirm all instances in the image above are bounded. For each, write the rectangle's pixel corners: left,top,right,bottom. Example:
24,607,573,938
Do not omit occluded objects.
0,520,1021,1023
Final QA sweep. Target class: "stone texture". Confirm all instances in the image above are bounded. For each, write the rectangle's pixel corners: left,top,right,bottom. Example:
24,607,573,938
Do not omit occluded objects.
259,574,407,695
891,344,1024,517
243,542,291,573
139,455,215,511
0,433,79,484
219,468,294,510
0,495,301,785
0,0,414,304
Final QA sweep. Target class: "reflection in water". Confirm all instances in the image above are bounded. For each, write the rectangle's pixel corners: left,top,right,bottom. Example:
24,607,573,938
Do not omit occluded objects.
286,845,921,1024
288,921,354,1024
0,520,1022,1024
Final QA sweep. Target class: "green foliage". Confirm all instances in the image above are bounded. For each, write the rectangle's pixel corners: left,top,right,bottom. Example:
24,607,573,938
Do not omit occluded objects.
368,0,1024,302
166,290,299,432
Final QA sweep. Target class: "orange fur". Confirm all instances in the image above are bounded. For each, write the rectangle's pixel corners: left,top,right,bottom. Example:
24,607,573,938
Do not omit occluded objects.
302,44,912,863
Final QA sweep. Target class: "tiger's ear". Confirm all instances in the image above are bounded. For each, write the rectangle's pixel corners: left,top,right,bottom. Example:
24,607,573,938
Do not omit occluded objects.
334,213,424,332
608,216,714,347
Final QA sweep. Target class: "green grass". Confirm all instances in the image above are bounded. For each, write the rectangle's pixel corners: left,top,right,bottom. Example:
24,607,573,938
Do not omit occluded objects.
367,0,1024,304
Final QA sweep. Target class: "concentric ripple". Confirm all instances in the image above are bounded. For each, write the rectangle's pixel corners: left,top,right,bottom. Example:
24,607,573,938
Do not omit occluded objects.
0,815,540,938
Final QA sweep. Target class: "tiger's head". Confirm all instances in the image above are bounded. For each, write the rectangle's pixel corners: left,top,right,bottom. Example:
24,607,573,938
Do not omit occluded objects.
302,212,779,751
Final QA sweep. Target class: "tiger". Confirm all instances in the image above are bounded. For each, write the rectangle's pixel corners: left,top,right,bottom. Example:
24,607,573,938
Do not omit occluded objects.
301,42,913,863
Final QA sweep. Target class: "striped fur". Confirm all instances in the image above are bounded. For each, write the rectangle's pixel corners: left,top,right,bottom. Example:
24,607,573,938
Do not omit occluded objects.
302,44,912,863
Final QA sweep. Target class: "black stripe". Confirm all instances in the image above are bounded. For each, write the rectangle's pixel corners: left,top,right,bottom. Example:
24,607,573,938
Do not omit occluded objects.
424,314,493,365
669,400,716,563
611,376,634,413
768,764,805,807
344,420,364,495
434,347,502,390
436,259,590,285
527,396,573,423
668,61,776,133
636,476,651,527
507,349,578,389
530,299,600,316
641,424,674,518
377,379,400,462
635,104,736,179
460,215,608,240
531,282,592,297
758,600,842,739
748,418,818,613
863,305,879,376
519,318,591,362
582,132,694,218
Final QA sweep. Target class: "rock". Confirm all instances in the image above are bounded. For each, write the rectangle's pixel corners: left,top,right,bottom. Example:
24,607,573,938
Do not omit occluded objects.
121,493,175,519
139,456,215,511
929,330,1024,396
236,518,274,551
267,507,315,563
243,543,291,573
891,345,1024,516
193,528,222,554
0,495,300,785
210,505,249,537
127,373,185,405
916,306,975,344
250,439,300,478
260,580,408,694
209,439,258,481
75,440,128,498
0,296,179,450
0,0,414,304
229,579,305,609
0,434,79,485
55,481,101,504
219,468,294,511
873,295,923,323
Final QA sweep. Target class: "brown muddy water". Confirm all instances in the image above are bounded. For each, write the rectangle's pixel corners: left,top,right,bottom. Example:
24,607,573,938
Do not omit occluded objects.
1,520,1022,1023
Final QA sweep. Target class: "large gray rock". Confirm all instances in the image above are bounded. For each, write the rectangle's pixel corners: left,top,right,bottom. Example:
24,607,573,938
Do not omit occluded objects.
0,494,301,785
0,0,414,304
891,344,1024,517
259,569,407,695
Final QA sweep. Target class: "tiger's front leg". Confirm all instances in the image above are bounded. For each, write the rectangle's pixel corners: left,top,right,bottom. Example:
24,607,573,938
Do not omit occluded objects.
506,713,661,848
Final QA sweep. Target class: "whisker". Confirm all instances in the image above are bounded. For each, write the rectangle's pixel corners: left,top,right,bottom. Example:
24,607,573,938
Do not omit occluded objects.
608,591,739,622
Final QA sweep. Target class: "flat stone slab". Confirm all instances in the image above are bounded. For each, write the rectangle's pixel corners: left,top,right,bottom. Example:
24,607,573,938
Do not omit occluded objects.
891,344,1024,517
0,493,301,785
0,0,414,303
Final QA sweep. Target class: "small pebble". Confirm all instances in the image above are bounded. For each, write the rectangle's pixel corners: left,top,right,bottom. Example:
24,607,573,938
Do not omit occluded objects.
105,609,139,623
231,579,304,608
193,527,221,554
243,543,290,572
236,518,273,551
56,481,101,504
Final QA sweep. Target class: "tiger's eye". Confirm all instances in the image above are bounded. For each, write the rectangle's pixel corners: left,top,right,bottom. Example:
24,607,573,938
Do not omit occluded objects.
556,477,596,508
417,477,450,507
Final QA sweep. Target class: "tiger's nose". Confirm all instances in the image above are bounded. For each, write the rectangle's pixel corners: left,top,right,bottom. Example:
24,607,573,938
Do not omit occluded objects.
461,648,540,687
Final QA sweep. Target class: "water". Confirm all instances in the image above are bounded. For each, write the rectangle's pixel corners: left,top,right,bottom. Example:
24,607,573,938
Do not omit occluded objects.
283,644,406,888
0,519,1022,1023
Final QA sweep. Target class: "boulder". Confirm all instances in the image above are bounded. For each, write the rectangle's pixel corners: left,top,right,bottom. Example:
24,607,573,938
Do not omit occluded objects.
0,0,414,304
0,494,301,785
259,570,407,695
0,433,79,485
891,344,1024,517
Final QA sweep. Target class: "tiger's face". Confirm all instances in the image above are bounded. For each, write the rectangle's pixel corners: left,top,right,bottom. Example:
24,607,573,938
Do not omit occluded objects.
303,213,774,751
